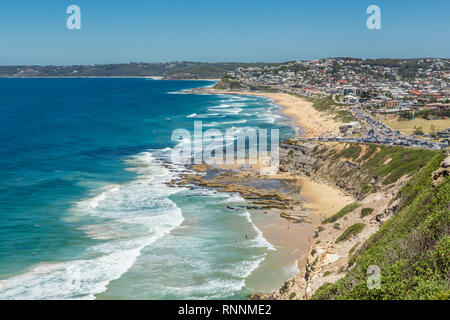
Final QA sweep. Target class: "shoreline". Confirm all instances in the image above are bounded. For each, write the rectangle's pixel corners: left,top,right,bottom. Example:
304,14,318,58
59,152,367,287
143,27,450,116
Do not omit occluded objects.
173,87,352,296
193,88,342,138
170,156,355,295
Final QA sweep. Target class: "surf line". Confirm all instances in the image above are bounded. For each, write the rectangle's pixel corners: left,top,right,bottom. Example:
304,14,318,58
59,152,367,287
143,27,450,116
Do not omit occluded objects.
170,120,280,171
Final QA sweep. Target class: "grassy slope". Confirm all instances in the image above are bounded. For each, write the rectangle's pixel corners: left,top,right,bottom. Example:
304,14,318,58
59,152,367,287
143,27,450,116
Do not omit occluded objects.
312,151,450,300
329,143,438,196
381,118,450,135
310,95,354,123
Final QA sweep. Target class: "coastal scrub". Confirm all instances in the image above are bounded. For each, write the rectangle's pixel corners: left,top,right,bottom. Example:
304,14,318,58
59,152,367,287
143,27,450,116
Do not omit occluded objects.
323,202,361,224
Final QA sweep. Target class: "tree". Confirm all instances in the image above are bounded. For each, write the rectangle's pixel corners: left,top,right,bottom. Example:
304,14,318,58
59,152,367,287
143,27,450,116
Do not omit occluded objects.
413,126,424,136
430,125,438,140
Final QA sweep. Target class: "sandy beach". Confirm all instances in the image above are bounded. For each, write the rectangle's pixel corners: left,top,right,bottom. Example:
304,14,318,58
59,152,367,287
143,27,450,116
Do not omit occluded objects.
268,172,355,219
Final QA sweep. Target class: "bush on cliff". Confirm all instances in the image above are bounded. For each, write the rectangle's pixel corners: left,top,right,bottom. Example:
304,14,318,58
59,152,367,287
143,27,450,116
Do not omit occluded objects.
336,223,365,243
361,208,374,218
323,202,361,224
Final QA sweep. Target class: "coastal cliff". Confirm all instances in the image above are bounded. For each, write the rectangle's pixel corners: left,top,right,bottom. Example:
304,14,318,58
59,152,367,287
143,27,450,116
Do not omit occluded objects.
253,141,449,300
278,140,437,200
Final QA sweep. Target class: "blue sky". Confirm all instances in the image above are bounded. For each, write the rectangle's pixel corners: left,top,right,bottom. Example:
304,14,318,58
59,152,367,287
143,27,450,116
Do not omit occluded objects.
0,0,448,65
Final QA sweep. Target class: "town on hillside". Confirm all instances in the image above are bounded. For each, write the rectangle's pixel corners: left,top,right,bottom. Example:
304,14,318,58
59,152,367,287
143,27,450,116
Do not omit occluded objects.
219,58,450,149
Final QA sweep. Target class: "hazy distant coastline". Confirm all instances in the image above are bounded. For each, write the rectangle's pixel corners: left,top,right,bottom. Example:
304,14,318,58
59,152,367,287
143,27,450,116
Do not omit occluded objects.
0,62,272,80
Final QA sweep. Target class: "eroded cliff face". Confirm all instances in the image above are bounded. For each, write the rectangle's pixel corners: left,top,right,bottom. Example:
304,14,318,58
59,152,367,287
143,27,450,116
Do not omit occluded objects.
279,140,437,200
279,142,373,200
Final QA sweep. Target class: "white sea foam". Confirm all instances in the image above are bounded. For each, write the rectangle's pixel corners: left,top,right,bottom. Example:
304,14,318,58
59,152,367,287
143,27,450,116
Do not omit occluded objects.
0,151,185,300
241,211,276,251
0,233,166,300
168,278,246,300
168,256,266,299
202,122,219,127
186,112,225,119
227,256,266,278
220,193,245,203
203,119,247,127
208,107,243,115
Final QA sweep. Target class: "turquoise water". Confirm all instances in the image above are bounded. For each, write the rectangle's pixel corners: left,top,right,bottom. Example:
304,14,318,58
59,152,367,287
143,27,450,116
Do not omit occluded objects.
0,78,295,299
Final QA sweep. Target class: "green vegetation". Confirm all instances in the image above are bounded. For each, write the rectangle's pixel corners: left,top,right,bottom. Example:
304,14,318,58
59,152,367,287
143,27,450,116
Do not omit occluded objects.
336,223,365,243
214,77,245,90
307,95,355,122
323,271,332,277
333,143,362,161
165,62,271,79
363,145,437,186
323,202,361,224
0,62,273,79
361,208,375,218
0,63,178,77
289,292,297,299
312,96,335,112
333,223,341,230
335,110,354,123
349,243,360,255
326,143,438,197
312,151,450,299
413,126,424,136
364,59,429,80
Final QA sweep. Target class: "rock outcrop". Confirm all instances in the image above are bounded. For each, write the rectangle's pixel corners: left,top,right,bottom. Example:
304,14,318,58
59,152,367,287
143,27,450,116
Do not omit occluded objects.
432,150,450,186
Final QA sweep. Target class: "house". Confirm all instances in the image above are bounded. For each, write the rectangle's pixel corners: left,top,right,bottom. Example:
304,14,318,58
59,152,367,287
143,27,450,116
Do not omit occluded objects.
374,106,411,115
343,94,358,104
424,103,450,111
339,121,360,135
385,100,400,108
342,86,361,96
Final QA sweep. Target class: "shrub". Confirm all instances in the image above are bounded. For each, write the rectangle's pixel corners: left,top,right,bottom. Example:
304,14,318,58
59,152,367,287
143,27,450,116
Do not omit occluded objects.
323,202,361,224
323,271,332,277
289,292,297,299
336,223,365,243
280,280,290,294
360,208,374,218
333,223,341,230
314,226,325,238
349,242,360,255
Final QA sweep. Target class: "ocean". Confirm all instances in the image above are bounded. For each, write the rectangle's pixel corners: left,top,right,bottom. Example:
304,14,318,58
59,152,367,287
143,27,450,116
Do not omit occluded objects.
0,78,297,299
